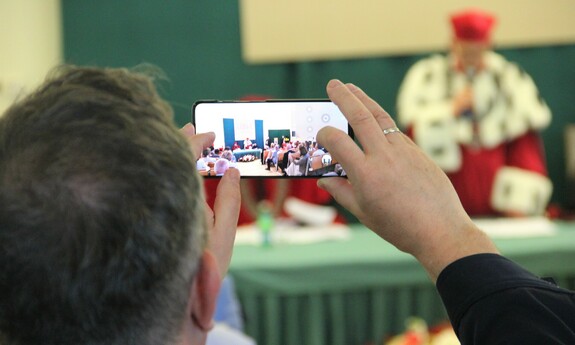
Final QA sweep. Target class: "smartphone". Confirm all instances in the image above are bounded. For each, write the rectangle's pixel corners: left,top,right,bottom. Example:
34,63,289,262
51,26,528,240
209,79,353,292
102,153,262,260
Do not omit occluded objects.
192,99,353,178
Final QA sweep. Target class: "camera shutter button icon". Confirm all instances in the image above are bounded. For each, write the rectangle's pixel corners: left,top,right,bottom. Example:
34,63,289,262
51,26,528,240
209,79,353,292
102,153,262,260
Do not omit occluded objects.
321,114,331,123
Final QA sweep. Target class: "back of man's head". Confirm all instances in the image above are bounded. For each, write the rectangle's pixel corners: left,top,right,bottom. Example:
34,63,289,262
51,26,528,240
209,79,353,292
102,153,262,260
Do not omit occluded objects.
0,66,205,345
202,148,211,158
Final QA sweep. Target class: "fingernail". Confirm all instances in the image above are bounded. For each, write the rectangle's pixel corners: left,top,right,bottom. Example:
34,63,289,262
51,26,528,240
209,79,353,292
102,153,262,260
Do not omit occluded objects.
227,168,240,182
327,79,344,89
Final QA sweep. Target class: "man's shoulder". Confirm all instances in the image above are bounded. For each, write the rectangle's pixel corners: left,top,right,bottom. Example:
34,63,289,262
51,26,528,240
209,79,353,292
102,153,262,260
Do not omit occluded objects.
484,51,510,71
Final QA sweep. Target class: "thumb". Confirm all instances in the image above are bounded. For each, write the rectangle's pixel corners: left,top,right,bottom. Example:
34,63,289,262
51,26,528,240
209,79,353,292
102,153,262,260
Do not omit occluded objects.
210,168,241,276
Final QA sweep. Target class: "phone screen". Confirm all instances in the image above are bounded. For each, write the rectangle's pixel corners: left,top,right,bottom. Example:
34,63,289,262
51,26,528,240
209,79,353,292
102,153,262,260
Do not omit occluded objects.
192,100,352,178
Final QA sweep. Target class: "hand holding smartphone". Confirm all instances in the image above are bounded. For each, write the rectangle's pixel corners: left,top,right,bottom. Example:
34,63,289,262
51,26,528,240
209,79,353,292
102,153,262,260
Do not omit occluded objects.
192,100,353,178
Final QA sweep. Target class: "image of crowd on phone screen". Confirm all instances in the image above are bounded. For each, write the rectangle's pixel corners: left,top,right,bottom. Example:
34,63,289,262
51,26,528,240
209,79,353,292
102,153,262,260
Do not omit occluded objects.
192,99,350,178
195,138,346,178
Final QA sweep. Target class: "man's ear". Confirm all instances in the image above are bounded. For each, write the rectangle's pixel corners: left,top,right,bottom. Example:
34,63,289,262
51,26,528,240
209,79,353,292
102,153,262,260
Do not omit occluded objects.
189,250,221,332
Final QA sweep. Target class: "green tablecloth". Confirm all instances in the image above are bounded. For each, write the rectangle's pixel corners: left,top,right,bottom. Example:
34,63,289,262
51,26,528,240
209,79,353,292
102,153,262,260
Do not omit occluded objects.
228,223,575,345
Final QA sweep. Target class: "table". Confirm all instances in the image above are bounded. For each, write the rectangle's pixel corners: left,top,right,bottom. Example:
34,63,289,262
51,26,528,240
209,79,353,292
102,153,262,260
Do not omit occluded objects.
233,149,262,160
228,223,575,345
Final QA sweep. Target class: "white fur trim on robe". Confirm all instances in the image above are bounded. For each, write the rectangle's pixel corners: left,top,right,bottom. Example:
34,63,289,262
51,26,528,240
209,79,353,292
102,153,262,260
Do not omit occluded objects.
413,117,462,172
491,167,553,216
397,52,551,162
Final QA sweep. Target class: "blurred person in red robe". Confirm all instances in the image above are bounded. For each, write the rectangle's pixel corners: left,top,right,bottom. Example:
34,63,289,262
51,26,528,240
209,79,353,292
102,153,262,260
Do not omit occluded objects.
397,8,552,217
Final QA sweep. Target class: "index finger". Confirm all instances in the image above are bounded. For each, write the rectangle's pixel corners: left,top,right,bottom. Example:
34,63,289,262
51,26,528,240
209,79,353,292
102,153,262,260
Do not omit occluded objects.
317,125,364,177
326,79,390,152
345,83,405,144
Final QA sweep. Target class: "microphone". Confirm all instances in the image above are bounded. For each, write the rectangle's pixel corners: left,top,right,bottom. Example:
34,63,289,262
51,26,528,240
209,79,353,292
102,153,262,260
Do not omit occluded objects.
461,66,476,119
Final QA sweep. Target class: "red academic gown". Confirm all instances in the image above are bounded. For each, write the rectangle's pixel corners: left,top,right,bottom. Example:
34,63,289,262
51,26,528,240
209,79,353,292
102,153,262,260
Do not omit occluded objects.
204,179,336,225
446,131,547,216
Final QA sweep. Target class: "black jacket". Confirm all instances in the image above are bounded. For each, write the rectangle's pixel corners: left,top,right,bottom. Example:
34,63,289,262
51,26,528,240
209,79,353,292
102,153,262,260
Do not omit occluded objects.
437,254,575,344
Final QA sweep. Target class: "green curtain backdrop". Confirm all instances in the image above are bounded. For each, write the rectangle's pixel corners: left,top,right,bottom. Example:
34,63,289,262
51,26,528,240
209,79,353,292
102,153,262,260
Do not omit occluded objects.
62,1,575,208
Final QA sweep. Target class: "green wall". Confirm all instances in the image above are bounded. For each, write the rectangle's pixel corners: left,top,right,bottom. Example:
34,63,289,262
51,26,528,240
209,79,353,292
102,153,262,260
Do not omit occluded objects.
62,1,575,208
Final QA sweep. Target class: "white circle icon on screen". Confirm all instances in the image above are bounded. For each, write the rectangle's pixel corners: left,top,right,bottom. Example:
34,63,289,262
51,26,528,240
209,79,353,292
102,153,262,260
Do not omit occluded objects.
306,106,313,113
322,114,331,123
307,126,314,133
307,116,313,123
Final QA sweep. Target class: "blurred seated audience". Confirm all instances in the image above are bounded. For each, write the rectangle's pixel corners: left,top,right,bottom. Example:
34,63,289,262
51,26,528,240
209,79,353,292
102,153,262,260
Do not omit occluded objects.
210,148,221,159
285,145,309,176
197,148,211,174
266,143,281,172
221,150,237,167
215,159,230,176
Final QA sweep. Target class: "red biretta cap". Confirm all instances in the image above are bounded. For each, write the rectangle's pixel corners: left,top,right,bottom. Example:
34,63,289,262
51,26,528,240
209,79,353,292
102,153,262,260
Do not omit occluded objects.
450,9,496,42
